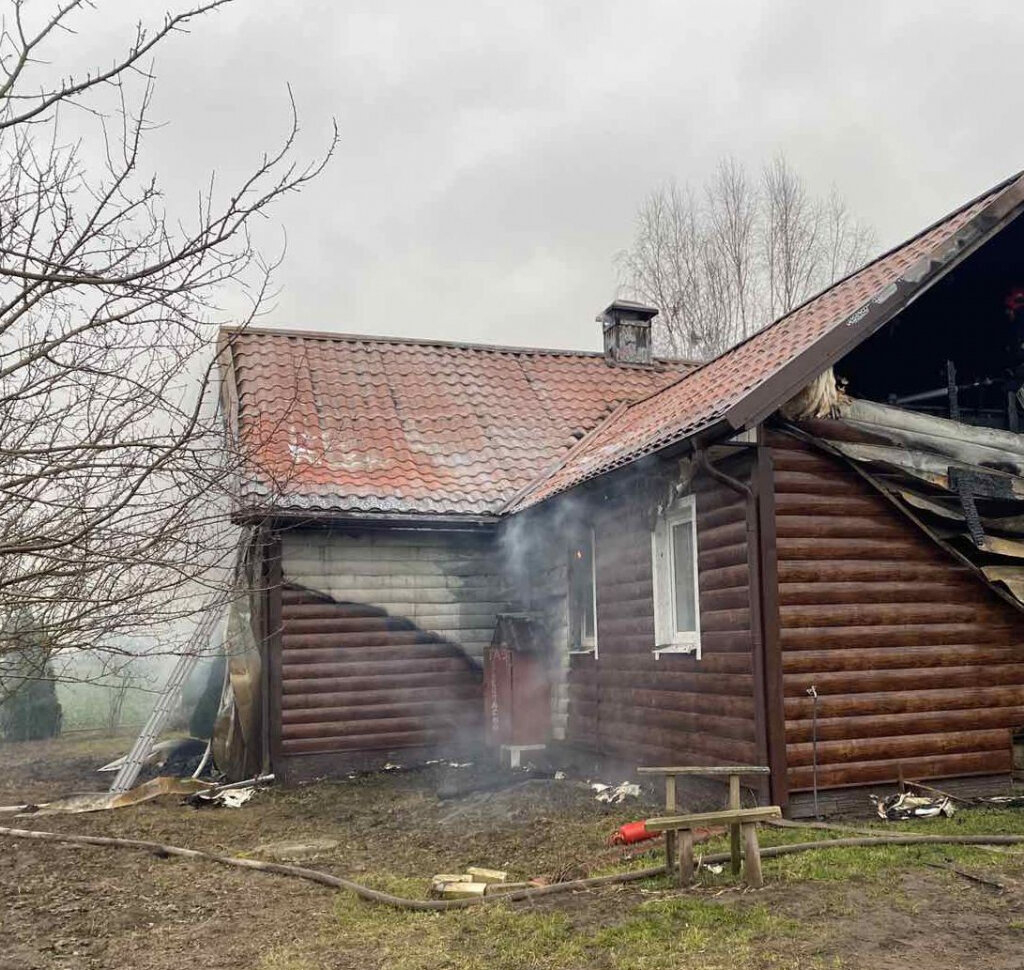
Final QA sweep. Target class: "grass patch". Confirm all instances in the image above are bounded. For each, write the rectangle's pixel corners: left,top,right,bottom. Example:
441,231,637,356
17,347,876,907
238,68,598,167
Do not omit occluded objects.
261,887,805,970
262,807,1024,970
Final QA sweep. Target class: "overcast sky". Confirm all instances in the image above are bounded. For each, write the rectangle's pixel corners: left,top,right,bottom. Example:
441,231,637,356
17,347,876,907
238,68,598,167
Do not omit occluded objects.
70,1,1024,351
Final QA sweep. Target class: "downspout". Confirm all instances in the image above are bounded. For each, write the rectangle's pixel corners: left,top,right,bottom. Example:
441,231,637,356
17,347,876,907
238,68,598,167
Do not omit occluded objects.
695,449,752,500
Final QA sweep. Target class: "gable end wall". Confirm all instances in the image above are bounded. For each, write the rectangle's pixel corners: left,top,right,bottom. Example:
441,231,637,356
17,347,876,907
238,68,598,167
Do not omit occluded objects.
769,430,1024,793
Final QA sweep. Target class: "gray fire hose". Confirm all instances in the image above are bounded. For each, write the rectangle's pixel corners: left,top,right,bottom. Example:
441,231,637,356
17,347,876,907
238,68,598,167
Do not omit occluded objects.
4,824,1024,911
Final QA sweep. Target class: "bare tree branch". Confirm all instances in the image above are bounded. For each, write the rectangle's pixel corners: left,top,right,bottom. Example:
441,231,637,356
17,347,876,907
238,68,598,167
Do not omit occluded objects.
0,0,336,700
617,153,876,359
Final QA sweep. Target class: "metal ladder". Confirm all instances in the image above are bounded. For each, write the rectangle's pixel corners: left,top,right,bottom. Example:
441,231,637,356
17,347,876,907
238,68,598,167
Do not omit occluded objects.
108,606,225,793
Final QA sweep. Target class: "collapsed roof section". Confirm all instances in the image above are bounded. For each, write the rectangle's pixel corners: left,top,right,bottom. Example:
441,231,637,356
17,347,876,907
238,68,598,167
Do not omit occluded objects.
789,399,1024,611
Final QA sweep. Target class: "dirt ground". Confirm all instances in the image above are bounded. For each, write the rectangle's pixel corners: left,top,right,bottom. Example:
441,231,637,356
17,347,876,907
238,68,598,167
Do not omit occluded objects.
3,735,1024,969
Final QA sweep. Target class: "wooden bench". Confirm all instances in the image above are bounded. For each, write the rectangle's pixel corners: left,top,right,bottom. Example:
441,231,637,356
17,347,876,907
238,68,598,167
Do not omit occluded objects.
637,765,772,881
646,806,782,887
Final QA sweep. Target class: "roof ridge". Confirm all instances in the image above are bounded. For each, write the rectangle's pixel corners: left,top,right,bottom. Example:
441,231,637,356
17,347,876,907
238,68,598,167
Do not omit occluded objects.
220,323,698,365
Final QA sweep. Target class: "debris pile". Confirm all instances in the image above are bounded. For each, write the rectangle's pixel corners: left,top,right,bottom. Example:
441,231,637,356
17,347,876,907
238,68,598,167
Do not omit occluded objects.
591,781,641,804
872,791,956,821
431,867,533,898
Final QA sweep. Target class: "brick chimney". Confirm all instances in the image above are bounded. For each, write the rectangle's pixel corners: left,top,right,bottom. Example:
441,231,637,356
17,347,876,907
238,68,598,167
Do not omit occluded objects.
598,300,658,365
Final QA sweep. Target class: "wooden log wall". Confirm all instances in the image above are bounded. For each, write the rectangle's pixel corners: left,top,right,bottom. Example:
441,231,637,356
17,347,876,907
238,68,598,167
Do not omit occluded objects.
274,528,500,765
566,455,763,771
770,431,1024,791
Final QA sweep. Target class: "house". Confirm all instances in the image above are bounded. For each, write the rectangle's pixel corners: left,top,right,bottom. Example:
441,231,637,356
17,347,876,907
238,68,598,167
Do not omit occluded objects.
218,169,1024,816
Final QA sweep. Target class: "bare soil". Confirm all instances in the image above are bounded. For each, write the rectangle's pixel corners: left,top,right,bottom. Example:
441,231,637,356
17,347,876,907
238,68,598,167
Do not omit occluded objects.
2,735,1024,969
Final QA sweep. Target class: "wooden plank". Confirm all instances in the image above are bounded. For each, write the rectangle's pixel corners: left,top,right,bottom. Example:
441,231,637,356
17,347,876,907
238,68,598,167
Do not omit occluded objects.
281,714,479,741
594,706,756,741
638,765,770,776
785,705,1024,744
281,730,459,754
698,519,748,553
646,806,781,830
602,725,759,765
757,436,789,812
772,469,862,496
786,749,1011,790
783,664,1024,697
742,823,763,888
601,688,756,720
678,829,694,886
778,560,965,584
775,513,909,541
786,728,1011,768
773,493,884,516
729,773,742,874
775,537,932,561
780,602,993,628
778,580,989,608
781,644,1024,675
282,698,481,724
282,669,478,696
281,656,478,680
781,623,1020,651
783,684,1024,720
282,684,481,709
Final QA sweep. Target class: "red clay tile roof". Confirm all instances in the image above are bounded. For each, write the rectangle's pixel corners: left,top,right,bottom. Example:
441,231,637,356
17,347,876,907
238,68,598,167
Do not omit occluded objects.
508,173,1024,512
221,331,691,516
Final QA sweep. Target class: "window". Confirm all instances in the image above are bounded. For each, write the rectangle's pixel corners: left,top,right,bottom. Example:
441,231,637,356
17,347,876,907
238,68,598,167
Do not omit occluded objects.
651,495,701,657
568,529,597,655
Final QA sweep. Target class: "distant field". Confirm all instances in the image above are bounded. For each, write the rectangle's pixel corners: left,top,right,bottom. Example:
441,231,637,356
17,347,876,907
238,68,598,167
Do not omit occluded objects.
56,678,154,733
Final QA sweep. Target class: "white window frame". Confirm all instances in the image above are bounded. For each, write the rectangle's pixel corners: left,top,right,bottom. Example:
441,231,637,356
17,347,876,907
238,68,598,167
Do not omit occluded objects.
568,528,598,657
651,495,701,658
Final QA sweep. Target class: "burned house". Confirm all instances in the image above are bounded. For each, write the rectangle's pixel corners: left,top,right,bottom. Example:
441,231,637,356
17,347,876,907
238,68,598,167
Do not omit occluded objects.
219,170,1024,816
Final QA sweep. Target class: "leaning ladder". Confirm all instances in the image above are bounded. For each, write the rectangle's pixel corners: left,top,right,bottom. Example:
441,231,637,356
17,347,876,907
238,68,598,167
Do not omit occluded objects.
108,606,224,793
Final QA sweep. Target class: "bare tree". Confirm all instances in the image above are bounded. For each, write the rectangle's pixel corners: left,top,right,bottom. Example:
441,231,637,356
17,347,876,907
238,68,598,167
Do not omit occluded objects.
0,1,335,697
618,154,875,359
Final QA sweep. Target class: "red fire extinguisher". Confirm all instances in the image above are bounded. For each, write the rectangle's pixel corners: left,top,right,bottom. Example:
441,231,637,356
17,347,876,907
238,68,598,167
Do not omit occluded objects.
609,820,660,845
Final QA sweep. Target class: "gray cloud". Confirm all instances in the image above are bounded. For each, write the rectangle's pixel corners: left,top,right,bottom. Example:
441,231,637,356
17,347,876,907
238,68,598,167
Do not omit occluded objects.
57,1,1024,349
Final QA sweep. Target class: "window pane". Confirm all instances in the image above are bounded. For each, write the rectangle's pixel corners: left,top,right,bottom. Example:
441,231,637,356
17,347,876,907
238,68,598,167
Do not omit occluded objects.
671,520,696,633
569,537,595,648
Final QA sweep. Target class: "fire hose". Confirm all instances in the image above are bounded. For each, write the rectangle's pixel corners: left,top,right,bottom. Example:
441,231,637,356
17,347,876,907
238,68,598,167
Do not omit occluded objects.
6,824,1024,910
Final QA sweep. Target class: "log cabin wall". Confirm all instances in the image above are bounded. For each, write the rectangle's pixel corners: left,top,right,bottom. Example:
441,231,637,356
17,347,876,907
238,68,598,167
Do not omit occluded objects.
270,527,501,779
769,430,1024,798
566,452,764,773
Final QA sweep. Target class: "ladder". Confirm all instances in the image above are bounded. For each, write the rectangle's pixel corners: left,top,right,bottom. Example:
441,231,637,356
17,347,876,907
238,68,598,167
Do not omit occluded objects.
108,606,226,793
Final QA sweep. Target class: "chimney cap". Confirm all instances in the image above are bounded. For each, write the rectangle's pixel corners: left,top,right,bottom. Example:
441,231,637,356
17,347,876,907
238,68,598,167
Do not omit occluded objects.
596,300,659,326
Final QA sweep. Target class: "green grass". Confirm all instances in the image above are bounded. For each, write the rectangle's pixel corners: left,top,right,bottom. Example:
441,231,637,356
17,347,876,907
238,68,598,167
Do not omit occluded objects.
268,890,802,970
257,806,1024,970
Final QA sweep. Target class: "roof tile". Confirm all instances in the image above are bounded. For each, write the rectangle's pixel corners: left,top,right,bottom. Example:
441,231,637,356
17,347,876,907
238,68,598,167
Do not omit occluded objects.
224,334,690,516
